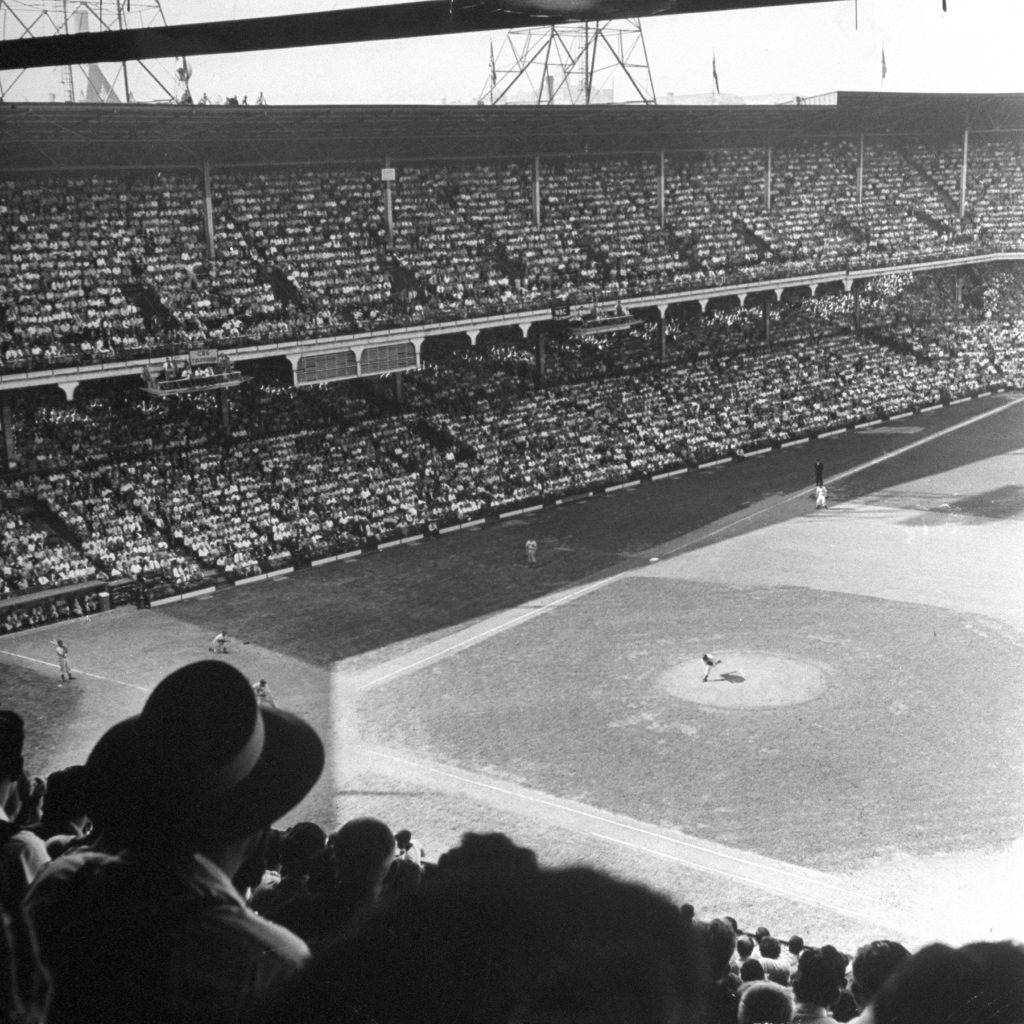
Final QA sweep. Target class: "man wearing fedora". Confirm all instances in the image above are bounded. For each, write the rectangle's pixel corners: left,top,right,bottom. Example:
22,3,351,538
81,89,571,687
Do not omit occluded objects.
19,660,325,1024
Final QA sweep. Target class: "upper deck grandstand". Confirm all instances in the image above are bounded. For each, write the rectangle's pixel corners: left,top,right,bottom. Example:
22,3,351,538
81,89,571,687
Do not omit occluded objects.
2,92,1023,385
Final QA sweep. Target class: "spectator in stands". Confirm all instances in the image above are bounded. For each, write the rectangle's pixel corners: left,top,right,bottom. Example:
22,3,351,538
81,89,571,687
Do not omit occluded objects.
249,820,326,923
20,660,325,1024
738,980,795,1024
787,934,806,974
759,934,793,986
271,816,396,950
30,765,91,857
691,914,740,1024
871,941,1024,1024
736,932,757,974
741,957,767,983
0,712,49,911
435,830,540,879
847,940,911,1024
792,945,850,1024
258,863,706,1024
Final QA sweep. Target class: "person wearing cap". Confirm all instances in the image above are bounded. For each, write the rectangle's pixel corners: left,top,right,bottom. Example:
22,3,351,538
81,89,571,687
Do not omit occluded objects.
19,660,325,1024
50,639,74,682
254,678,277,709
701,652,722,683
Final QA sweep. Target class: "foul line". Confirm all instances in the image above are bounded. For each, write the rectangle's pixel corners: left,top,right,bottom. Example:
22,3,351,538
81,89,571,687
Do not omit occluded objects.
366,747,906,931
346,397,1024,693
351,575,624,690
661,395,1024,556
0,649,150,694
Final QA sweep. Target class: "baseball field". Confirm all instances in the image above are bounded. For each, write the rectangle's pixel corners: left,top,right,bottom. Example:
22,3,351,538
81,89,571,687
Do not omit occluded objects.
3,391,1022,952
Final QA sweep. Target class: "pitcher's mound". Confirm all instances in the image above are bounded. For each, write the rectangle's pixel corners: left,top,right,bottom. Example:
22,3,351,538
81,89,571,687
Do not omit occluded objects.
660,651,828,709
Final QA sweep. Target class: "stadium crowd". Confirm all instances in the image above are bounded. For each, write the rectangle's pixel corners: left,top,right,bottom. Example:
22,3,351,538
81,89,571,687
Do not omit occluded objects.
3,138,1024,370
1,266,1022,634
1,662,1022,1024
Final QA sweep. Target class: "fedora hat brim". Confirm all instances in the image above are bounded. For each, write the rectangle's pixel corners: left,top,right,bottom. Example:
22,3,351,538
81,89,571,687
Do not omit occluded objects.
86,662,325,848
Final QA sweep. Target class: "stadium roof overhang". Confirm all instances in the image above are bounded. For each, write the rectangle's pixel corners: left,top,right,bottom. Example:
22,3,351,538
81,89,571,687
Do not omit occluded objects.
0,1,842,70
1,92,1023,172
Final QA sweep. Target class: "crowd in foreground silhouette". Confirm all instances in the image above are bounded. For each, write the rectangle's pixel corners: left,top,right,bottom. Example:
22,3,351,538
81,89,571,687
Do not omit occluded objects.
0,662,1022,1024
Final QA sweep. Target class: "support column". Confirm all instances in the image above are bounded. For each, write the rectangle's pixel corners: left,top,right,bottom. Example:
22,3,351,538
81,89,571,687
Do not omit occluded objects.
857,134,864,207
412,337,424,369
57,382,78,401
516,322,532,340
960,125,969,221
383,157,395,245
1,401,15,469
765,145,772,213
202,159,216,260
533,154,542,229
467,329,480,348
853,285,861,337
658,149,666,230
657,303,668,363
955,276,964,317
394,372,404,403
536,331,546,381
762,295,771,348
219,387,231,435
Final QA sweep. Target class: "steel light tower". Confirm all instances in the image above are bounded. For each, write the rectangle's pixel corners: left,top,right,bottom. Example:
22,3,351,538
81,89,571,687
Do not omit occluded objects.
1,0,183,103
481,18,655,106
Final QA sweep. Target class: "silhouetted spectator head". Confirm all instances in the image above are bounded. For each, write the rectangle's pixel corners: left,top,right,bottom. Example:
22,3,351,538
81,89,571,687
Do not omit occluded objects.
741,958,766,982
259,865,706,1024
788,934,806,958
280,821,327,878
83,660,324,853
737,934,756,959
738,980,795,1024
394,827,424,864
794,945,848,1010
693,916,737,980
755,926,771,943
0,711,25,784
850,939,911,1010
436,831,539,878
872,941,1024,1024
329,817,396,903
386,856,423,899
40,766,88,825
760,935,783,960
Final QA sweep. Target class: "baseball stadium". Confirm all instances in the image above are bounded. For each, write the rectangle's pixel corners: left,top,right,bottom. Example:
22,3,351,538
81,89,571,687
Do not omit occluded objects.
0,2,1023,1020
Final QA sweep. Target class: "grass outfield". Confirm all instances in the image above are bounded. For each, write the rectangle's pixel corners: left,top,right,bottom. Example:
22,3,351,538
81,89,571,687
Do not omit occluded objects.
2,392,1022,950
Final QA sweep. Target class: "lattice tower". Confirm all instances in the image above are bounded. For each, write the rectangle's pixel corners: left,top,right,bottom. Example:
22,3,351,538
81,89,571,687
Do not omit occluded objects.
481,18,655,106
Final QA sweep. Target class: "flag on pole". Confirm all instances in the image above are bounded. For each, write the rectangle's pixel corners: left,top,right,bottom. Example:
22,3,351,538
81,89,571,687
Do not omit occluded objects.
490,40,497,87
712,54,720,95
881,48,887,81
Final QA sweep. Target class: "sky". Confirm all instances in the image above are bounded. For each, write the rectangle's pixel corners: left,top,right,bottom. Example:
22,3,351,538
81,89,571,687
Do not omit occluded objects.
2,0,1023,105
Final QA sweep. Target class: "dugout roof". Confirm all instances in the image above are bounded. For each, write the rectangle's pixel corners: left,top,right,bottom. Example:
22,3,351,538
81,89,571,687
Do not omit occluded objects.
1,91,1023,172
